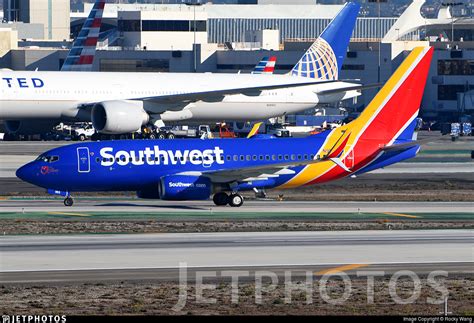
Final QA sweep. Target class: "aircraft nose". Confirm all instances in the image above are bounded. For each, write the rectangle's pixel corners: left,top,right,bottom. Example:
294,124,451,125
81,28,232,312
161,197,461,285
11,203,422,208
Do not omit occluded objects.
16,162,35,184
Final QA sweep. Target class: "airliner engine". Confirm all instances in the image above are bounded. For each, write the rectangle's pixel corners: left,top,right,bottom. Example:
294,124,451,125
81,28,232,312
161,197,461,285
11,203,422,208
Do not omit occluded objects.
5,120,58,135
92,100,149,134
137,175,212,201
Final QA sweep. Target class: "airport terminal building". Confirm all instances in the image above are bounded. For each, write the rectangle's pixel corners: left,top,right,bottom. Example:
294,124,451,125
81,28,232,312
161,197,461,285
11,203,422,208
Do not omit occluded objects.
0,0,472,123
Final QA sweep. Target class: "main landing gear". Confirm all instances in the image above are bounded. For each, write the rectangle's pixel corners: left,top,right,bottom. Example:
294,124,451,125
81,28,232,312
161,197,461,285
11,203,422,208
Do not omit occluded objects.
213,192,244,207
64,196,74,207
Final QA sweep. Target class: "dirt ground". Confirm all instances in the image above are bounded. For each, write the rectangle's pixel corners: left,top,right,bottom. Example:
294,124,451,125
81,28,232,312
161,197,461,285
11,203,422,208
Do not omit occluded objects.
1,219,472,235
1,276,472,315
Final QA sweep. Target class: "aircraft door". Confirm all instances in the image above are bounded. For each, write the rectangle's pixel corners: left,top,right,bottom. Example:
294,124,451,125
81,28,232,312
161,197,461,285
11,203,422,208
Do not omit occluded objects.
77,147,91,173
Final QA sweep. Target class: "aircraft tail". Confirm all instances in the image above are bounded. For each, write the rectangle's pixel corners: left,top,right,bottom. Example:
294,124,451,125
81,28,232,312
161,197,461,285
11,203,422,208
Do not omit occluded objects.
252,56,277,74
61,0,105,72
346,46,433,146
290,2,360,80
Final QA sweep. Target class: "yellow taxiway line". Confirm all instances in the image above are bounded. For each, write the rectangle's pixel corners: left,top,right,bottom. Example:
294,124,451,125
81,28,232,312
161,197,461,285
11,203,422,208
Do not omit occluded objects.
48,212,92,217
382,212,420,219
315,263,369,275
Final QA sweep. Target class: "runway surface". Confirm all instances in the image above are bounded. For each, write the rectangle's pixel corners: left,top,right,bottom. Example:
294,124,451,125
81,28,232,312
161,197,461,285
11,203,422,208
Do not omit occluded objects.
1,230,472,283
1,200,473,214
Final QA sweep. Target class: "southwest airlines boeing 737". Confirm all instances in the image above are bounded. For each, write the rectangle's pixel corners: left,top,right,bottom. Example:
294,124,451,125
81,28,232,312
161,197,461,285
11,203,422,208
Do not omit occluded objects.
1,2,360,135
16,47,433,207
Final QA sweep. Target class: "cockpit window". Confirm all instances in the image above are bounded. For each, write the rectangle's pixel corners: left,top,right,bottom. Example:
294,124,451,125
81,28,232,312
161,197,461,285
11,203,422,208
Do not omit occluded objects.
35,155,59,163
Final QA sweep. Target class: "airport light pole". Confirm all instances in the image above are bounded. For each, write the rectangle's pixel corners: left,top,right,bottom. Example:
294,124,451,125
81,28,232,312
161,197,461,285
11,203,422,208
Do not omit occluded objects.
369,0,387,83
442,2,463,43
185,0,202,73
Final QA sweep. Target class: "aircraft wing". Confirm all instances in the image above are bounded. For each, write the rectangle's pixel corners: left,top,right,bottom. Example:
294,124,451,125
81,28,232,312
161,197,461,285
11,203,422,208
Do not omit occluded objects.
138,79,335,104
181,158,328,184
315,82,384,96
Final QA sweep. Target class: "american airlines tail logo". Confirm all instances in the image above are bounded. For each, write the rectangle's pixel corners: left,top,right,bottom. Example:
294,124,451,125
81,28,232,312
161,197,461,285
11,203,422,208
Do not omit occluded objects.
100,146,225,167
290,38,338,80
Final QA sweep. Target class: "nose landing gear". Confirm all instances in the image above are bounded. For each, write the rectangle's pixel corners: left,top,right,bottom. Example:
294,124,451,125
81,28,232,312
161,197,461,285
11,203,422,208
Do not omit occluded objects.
64,196,74,207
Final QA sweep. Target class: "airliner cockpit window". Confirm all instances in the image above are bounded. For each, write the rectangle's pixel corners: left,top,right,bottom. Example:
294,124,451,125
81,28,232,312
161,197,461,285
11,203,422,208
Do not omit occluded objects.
35,155,59,163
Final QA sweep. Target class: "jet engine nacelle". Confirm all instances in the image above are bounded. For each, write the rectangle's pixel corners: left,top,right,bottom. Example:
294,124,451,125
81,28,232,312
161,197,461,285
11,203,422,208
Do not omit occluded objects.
5,120,58,135
92,100,149,134
137,175,212,201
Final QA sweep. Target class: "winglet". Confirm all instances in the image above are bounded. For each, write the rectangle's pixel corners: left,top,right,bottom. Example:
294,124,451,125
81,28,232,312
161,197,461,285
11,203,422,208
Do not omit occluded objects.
247,122,263,138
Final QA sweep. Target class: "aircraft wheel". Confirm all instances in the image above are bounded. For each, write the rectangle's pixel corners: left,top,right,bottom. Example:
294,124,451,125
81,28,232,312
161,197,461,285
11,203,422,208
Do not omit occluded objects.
228,193,243,207
64,197,74,207
167,133,175,139
213,192,229,206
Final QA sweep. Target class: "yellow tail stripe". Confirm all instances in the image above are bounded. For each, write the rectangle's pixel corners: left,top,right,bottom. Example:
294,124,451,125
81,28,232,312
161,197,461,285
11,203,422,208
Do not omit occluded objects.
247,122,263,139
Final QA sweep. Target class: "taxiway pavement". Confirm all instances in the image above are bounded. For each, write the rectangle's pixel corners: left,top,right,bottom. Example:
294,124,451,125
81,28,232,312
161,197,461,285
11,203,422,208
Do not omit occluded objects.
0,200,473,213
1,230,472,283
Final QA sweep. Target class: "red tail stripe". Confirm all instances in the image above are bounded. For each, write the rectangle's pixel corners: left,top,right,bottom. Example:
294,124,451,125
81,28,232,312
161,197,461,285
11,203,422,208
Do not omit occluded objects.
78,55,94,64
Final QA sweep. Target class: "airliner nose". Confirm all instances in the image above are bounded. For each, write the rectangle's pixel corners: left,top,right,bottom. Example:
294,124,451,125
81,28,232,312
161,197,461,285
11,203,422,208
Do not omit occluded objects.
16,162,34,184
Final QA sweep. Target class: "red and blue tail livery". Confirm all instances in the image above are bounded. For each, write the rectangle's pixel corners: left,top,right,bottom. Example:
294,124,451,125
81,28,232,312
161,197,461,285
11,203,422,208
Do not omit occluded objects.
17,47,433,207
61,0,105,72
252,56,277,74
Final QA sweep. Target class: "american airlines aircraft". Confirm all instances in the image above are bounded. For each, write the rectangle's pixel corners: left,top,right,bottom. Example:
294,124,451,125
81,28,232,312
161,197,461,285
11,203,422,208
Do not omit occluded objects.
17,47,434,207
0,2,361,135
61,0,105,72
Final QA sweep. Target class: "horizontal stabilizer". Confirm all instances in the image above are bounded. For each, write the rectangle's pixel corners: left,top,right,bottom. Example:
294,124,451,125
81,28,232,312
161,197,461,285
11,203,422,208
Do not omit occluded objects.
316,82,384,96
381,136,444,152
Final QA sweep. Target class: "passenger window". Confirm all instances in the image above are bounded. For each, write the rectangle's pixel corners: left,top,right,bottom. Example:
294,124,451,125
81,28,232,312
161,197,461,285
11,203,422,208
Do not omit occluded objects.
252,155,257,161
233,155,238,161
265,155,270,161
259,155,264,160
291,154,296,160
310,154,314,159
272,155,276,161
246,155,251,161
278,155,283,160
304,154,308,160
297,155,302,160
284,155,289,160
226,155,231,161
240,155,244,161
